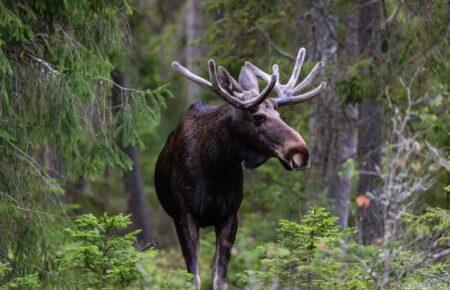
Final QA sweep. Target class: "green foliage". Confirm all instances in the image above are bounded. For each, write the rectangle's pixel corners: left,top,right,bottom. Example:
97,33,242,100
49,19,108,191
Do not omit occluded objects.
402,207,450,249
62,213,141,289
389,207,450,289
138,250,194,290
0,1,169,287
203,0,293,73
0,261,40,289
239,207,450,289
240,207,368,289
0,1,448,289
335,58,375,105
60,213,193,290
343,207,450,290
244,159,311,217
0,0,168,179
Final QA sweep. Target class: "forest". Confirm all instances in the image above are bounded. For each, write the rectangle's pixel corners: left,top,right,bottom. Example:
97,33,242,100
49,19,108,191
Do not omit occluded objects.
0,0,449,289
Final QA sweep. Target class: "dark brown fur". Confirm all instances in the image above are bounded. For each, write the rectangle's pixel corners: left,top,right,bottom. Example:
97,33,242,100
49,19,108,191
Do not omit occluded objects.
155,93,309,289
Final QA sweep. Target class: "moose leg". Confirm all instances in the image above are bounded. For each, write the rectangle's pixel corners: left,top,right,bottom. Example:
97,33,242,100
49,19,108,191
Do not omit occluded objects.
212,214,238,290
174,215,201,289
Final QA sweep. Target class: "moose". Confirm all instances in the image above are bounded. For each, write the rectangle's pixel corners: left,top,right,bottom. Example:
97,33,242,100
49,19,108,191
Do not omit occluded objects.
154,48,325,290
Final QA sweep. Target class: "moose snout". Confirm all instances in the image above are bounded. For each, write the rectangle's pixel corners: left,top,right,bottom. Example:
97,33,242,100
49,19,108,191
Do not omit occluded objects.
275,144,310,171
282,131,310,171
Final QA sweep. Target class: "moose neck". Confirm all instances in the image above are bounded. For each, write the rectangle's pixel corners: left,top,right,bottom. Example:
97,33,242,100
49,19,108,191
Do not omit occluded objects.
188,104,243,169
188,103,269,172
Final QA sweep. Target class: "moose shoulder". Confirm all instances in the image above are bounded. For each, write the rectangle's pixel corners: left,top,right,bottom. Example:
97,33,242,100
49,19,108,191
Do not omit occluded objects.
154,48,326,290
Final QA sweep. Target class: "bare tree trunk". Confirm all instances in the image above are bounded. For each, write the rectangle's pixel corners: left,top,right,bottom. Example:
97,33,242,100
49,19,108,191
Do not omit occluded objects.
121,144,153,246
111,69,153,247
327,107,358,229
185,0,203,103
356,0,384,244
327,8,359,229
309,4,336,177
310,2,357,229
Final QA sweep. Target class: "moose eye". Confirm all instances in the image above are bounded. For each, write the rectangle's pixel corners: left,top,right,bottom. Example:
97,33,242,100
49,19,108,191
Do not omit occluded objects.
253,114,264,126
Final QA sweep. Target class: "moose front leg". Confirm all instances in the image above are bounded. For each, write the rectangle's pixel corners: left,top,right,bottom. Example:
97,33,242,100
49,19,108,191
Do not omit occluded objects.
212,214,238,290
174,215,201,289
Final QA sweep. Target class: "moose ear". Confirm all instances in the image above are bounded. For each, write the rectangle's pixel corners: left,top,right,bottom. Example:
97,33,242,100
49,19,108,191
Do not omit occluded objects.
217,67,233,92
239,66,260,93
218,66,243,94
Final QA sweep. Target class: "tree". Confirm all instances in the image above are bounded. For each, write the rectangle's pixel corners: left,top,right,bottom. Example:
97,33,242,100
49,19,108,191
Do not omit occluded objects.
240,207,364,289
63,213,142,289
111,69,154,248
309,1,357,228
185,0,204,103
0,1,164,285
356,0,384,244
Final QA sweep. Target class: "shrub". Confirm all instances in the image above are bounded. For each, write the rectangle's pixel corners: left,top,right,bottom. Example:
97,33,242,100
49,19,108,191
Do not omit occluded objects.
61,213,194,289
62,213,141,289
239,207,370,289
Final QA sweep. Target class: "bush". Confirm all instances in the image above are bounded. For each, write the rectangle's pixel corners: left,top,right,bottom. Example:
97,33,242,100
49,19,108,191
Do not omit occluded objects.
62,213,142,289
239,207,370,289
61,213,193,289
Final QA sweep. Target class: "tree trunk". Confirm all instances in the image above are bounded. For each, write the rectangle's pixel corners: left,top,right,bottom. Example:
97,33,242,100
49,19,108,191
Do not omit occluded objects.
326,106,358,229
310,2,357,229
111,69,153,247
122,144,153,246
309,3,336,178
185,0,203,103
326,8,359,229
356,0,384,244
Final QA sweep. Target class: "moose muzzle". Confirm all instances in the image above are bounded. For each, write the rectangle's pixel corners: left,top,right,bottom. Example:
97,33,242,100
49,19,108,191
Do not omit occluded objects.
274,131,310,171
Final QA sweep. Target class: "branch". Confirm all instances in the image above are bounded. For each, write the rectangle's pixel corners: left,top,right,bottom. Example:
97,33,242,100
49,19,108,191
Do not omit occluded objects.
27,54,60,76
386,3,399,23
432,248,450,260
24,53,144,95
257,27,295,61
87,74,142,94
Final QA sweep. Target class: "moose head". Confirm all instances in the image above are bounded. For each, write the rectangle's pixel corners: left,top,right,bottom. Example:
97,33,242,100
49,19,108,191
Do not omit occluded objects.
172,48,326,172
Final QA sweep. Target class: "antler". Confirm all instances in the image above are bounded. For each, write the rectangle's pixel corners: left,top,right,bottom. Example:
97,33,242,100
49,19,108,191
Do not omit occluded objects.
244,48,326,107
172,59,276,110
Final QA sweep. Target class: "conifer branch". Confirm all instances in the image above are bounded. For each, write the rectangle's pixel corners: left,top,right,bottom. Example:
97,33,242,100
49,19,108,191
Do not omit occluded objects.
88,74,142,93
27,54,60,76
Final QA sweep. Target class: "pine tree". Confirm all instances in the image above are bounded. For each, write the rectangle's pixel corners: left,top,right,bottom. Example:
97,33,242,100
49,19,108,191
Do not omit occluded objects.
0,1,166,286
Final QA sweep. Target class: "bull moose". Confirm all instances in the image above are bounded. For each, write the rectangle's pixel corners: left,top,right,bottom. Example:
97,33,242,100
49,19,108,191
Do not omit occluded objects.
154,48,325,289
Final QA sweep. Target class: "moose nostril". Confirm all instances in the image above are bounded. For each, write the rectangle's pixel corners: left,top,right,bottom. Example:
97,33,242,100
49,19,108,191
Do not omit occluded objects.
290,150,309,170
291,153,303,169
